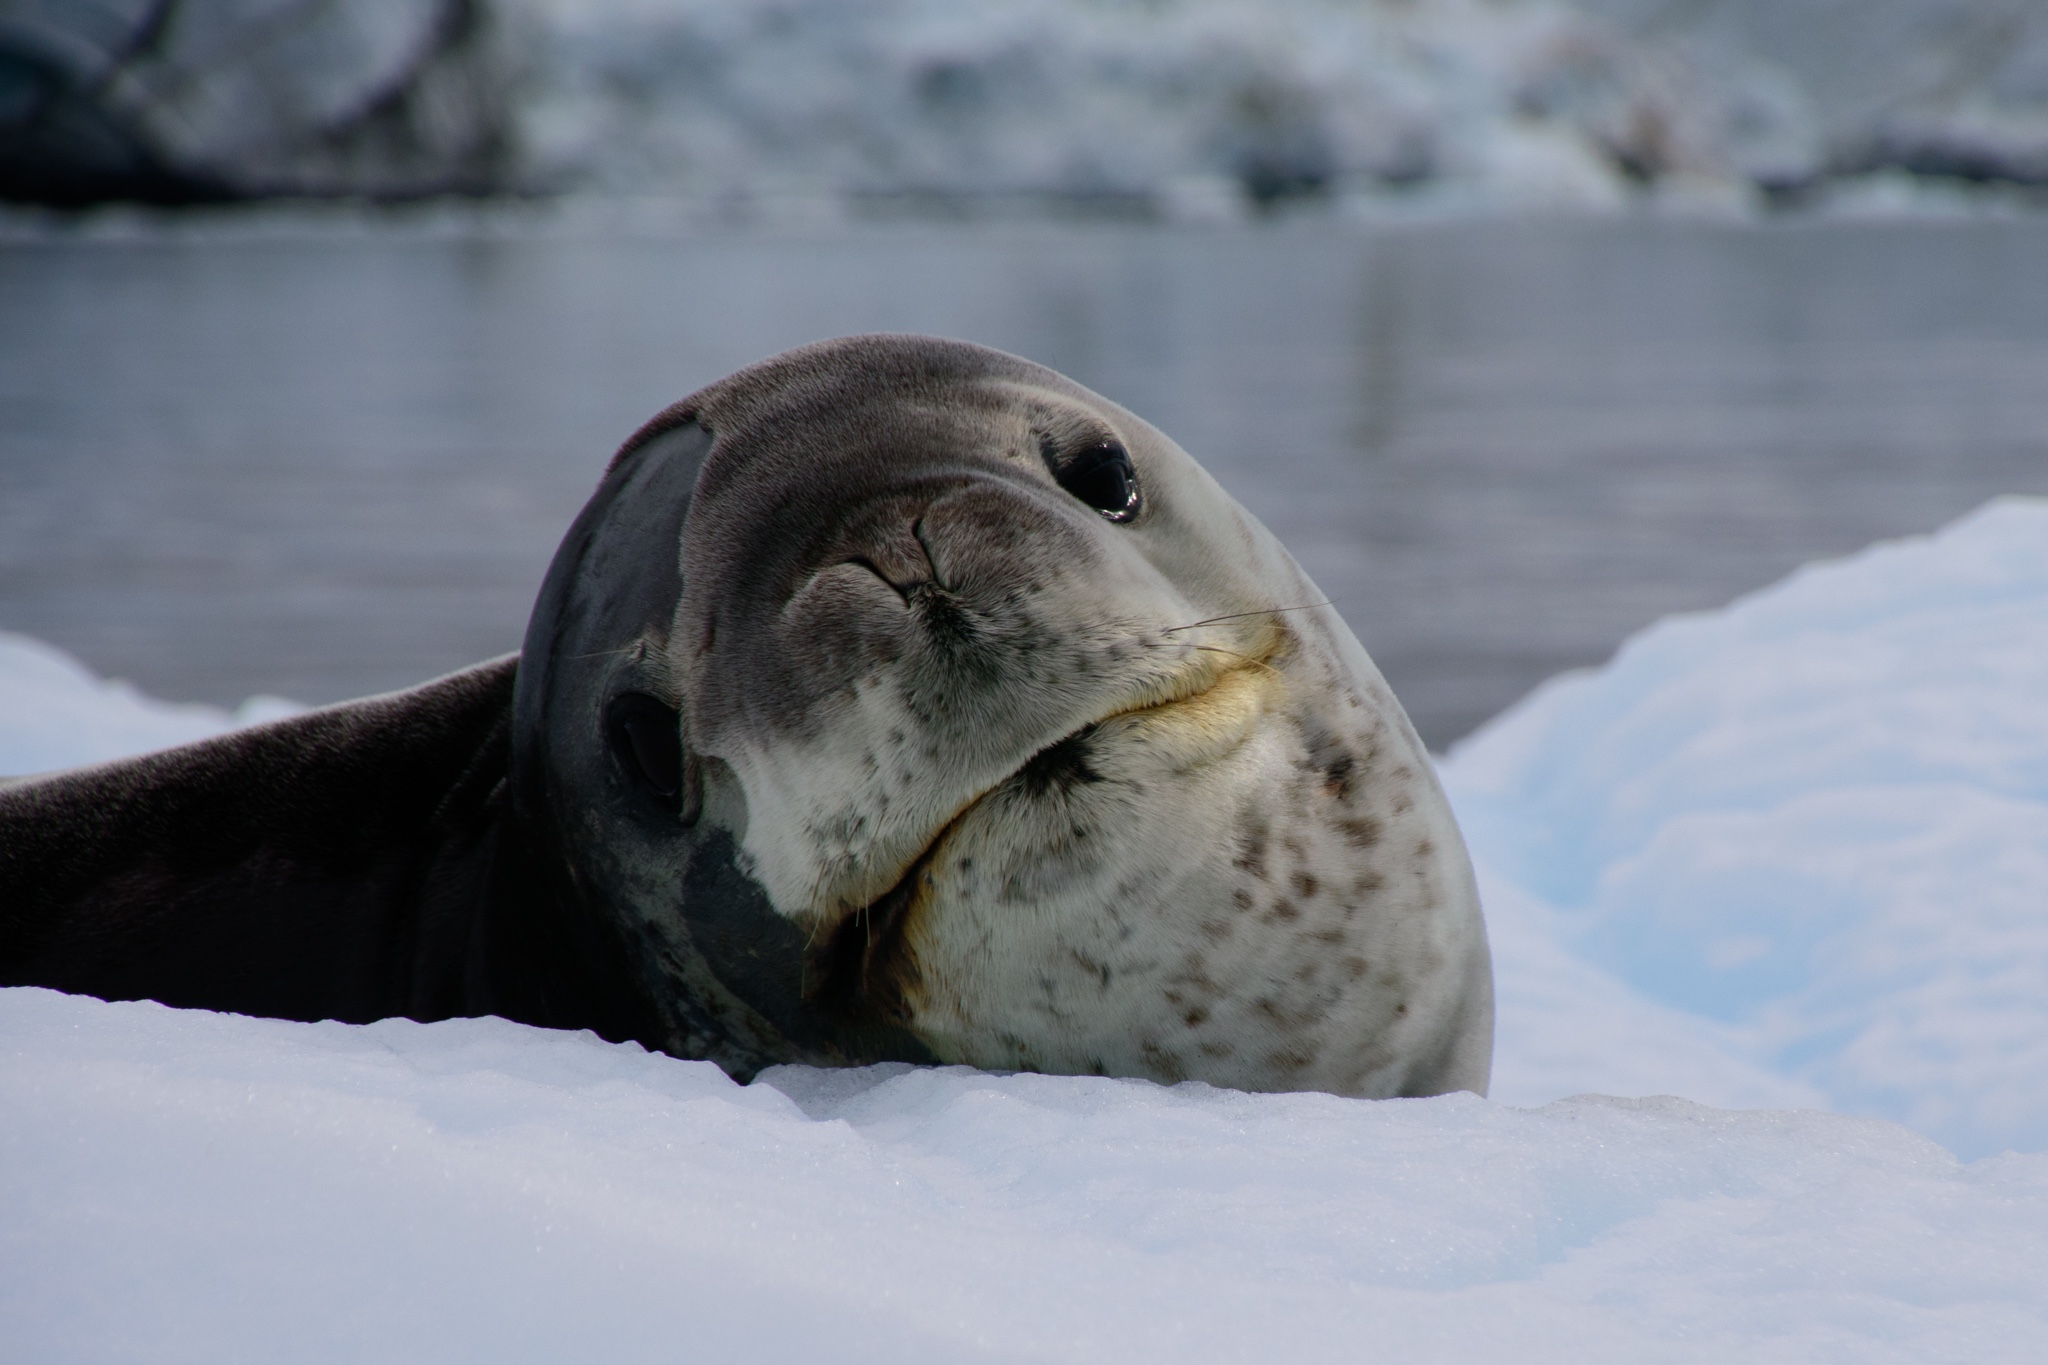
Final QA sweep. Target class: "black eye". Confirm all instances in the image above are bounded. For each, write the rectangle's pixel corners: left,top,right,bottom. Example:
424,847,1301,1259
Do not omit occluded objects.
606,692,683,802
1048,439,1140,522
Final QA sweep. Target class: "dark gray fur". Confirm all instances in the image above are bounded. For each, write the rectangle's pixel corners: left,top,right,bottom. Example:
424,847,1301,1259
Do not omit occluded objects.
0,398,931,1074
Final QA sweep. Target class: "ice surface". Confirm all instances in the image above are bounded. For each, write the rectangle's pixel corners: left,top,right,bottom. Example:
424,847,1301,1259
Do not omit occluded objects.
6,500,2048,1355
4,988,2045,1362
1443,496,2048,1158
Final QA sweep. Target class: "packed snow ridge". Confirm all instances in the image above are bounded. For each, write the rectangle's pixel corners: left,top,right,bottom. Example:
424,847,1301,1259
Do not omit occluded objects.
4,499,2047,1357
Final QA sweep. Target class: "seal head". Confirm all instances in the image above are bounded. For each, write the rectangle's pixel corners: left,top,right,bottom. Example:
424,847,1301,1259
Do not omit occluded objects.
520,335,1492,1096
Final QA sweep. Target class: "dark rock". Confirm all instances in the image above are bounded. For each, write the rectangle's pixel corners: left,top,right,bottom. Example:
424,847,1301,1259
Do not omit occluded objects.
0,0,519,206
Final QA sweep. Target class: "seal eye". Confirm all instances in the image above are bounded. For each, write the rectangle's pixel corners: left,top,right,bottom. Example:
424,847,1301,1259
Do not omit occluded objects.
606,693,683,802
1048,439,1140,522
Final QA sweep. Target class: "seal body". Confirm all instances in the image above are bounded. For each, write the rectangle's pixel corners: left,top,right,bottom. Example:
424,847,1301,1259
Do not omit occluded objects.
0,335,1492,1098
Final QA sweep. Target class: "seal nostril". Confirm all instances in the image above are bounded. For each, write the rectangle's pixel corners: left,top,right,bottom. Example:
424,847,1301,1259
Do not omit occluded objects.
606,692,684,804
1046,439,1141,522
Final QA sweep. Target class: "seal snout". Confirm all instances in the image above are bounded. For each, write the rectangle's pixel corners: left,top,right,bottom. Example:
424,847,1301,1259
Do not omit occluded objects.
832,498,951,604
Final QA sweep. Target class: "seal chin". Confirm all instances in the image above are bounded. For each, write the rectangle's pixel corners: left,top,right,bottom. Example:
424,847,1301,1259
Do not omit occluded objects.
1082,649,1278,775
857,638,1278,899
804,648,1286,1028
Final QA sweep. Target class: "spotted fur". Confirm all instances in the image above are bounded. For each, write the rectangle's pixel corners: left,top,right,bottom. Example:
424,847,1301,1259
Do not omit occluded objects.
672,336,1491,1097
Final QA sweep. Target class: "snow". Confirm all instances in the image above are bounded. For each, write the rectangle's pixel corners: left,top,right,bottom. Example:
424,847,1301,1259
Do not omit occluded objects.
0,632,299,778
5,988,2046,1362
1444,497,2048,1159
6,499,2048,1356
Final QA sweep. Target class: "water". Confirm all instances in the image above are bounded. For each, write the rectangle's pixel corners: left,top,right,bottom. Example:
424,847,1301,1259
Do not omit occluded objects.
4,214,2047,750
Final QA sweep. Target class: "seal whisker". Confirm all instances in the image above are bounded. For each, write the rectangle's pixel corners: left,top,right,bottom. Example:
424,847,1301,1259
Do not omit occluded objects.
1160,602,1332,635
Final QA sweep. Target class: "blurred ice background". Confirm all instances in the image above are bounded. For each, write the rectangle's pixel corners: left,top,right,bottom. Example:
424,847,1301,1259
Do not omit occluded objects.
9,0,2048,214
7,0,2048,746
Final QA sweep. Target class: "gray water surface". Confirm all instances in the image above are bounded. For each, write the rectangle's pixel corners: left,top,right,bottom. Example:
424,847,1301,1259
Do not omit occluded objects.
4,216,2047,749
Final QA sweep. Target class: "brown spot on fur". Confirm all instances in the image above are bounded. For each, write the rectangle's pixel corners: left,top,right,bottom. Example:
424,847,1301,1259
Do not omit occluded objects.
1311,927,1345,946
1140,1040,1186,1082
1234,820,1270,879
1322,751,1357,802
1231,888,1255,911
1291,871,1319,899
1183,1006,1210,1027
1344,956,1370,979
1264,1047,1316,1073
1198,1041,1234,1059
1414,837,1435,861
1267,899,1300,923
1335,816,1382,848
1016,728,1102,798
1251,993,1329,1030
1067,947,1113,988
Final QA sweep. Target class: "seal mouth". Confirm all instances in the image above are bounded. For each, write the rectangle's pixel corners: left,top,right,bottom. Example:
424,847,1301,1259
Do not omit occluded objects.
806,638,1283,1023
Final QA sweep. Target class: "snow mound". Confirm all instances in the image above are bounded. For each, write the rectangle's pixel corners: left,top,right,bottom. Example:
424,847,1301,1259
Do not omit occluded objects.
0,632,300,779
4,987,2045,1362
1445,496,2048,1159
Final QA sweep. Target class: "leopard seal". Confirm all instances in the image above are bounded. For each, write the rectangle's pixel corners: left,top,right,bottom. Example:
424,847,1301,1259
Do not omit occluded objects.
0,334,1492,1098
